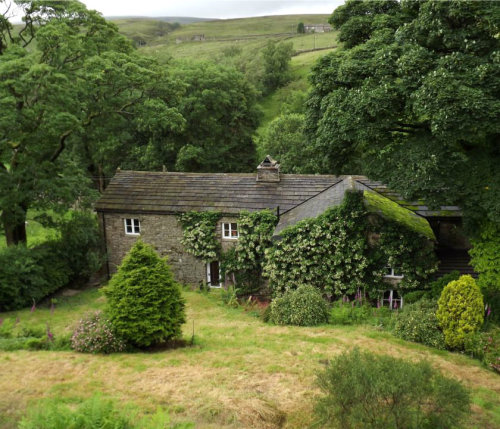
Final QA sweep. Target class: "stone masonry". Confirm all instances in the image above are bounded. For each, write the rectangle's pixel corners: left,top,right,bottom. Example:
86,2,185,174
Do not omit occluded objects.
102,212,239,285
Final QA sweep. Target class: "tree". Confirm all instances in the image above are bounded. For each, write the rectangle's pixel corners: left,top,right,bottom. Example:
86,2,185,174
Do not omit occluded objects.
259,114,311,173
135,61,260,173
0,1,183,245
104,241,185,348
262,40,294,93
306,0,500,231
297,22,305,34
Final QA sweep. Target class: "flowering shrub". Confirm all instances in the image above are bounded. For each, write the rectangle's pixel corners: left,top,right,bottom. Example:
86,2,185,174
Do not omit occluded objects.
178,211,221,262
270,285,329,326
437,275,484,350
393,299,445,349
71,311,126,354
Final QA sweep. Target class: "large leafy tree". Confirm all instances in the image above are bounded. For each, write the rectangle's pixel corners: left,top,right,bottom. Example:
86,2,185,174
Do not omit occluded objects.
0,1,183,245
135,61,260,173
306,0,500,231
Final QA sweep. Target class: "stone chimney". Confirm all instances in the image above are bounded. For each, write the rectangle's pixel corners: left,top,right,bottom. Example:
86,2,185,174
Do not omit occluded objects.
257,155,280,182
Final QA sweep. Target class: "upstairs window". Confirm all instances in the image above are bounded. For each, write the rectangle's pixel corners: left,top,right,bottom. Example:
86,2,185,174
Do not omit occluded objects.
222,222,239,239
124,218,140,235
384,266,404,279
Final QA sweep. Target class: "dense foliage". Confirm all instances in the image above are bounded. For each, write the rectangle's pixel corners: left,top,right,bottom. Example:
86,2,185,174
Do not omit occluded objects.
19,394,191,429
222,210,277,295
306,0,500,231
0,1,185,244
178,211,221,262
137,61,260,173
264,191,437,297
394,299,445,349
71,311,126,354
259,114,311,174
261,40,294,93
105,241,185,348
470,222,500,323
437,275,484,350
0,211,102,311
315,348,470,429
269,285,329,326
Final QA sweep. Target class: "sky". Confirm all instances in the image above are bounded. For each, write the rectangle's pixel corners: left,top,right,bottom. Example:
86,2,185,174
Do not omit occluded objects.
79,0,343,20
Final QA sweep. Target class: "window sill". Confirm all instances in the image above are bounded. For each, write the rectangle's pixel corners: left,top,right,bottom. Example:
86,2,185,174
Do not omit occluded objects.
125,233,141,236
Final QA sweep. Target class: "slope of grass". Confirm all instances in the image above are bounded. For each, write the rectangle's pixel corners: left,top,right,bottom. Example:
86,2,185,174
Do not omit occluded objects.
1,289,499,428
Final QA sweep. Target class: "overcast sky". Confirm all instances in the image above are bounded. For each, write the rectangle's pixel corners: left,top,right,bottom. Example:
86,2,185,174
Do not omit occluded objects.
80,0,343,20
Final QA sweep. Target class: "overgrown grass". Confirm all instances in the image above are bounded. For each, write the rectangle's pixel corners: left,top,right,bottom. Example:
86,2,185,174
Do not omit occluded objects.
1,289,498,428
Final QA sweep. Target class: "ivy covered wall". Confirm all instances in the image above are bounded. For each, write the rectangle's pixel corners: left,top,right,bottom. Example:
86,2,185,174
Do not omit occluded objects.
264,191,437,297
177,191,437,297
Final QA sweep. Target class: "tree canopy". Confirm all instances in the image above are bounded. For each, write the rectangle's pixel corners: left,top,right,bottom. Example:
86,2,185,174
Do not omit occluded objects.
306,0,500,231
0,1,183,244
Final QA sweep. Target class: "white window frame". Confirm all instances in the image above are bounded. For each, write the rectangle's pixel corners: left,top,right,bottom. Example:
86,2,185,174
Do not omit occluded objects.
384,266,404,279
124,218,141,235
222,222,239,239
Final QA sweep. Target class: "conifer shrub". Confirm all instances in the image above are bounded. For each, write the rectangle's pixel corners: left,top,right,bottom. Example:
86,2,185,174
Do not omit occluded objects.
437,275,484,350
394,299,445,349
269,285,329,326
315,348,470,429
105,241,186,348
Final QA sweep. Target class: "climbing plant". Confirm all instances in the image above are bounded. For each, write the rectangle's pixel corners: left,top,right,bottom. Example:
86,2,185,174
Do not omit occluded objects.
221,210,277,295
178,211,221,262
264,191,437,297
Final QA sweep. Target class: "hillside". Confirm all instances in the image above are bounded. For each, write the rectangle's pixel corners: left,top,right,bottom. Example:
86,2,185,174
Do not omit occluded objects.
112,14,338,147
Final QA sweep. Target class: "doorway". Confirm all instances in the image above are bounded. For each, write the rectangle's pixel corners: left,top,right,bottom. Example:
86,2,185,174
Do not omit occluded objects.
206,261,221,287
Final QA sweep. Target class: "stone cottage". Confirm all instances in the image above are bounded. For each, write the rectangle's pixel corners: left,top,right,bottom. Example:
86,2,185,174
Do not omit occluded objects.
95,156,473,287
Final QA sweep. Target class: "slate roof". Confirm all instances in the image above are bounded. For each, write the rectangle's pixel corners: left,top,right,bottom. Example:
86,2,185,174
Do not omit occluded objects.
95,170,342,215
274,176,455,238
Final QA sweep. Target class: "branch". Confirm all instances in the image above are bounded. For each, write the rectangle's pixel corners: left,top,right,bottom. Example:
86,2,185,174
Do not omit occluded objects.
50,130,73,162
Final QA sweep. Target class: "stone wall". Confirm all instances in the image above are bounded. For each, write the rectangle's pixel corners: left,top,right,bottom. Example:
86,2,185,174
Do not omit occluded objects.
101,212,239,286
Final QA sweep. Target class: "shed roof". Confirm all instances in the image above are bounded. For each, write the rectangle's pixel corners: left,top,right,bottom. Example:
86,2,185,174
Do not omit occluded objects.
95,170,341,215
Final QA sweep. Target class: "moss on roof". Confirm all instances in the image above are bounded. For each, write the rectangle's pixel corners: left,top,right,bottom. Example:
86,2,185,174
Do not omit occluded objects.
363,190,436,241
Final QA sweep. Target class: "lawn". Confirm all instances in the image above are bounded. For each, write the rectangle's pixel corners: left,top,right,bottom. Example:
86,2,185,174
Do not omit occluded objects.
1,288,499,428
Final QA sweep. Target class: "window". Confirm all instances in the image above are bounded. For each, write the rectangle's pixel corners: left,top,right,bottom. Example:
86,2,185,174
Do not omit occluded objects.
384,266,404,279
222,222,239,239
124,218,140,235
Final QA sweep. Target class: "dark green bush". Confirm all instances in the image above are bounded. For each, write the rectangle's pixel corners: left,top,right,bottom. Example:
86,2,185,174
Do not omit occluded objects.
315,348,470,429
270,285,329,326
393,299,445,349
0,211,102,311
0,243,70,311
464,327,500,373
429,271,460,299
105,241,186,348
58,211,103,284
403,290,426,304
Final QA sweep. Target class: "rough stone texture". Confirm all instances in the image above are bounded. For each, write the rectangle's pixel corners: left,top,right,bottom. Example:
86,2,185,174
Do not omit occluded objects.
103,212,239,286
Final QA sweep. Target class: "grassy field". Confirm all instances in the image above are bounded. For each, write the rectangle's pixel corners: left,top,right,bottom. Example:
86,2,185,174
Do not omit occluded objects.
1,289,499,428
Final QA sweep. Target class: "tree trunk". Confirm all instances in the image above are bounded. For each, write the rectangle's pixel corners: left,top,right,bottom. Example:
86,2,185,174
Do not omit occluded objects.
2,206,28,246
